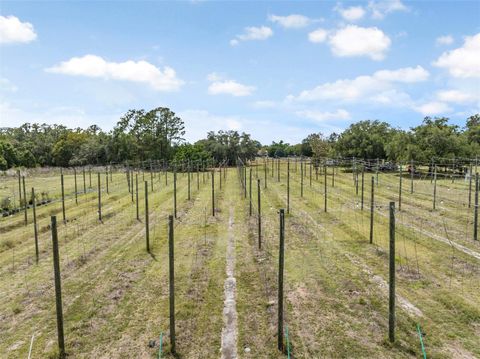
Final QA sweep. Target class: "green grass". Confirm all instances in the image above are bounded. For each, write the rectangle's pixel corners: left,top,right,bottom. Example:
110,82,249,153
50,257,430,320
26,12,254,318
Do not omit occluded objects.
0,163,479,358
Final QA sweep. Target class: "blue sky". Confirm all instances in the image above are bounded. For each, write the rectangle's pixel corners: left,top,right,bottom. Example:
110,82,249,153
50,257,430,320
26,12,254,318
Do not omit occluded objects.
0,1,479,144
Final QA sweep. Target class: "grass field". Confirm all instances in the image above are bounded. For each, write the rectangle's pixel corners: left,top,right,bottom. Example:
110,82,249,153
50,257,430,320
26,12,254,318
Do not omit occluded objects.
1,161,479,358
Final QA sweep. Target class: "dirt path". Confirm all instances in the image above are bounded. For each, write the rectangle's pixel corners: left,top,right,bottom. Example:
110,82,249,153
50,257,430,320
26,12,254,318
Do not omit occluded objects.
221,208,238,359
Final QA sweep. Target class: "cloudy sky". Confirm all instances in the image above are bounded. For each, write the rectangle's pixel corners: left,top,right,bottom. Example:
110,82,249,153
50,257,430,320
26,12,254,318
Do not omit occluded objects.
0,1,479,144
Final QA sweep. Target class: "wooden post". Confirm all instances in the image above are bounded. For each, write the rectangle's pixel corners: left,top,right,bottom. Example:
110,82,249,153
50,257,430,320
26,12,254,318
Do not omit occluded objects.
361,168,365,211
300,158,304,198
74,168,78,205
60,174,66,223
468,164,473,208
433,164,437,210
211,171,215,217
105,169,109,194
474,173,478,241
257,179,262,249
277,208,285,352
324,165,327,212
18,170,22,207
370,177,374,244
145,181,150,252
244,165,247,198
410,159,414,194
249,168,252,216
174,169,177,219
131,171,134,203
136,174,139,220
355,169,359,195
168,215,176,354
89,167,92,188
83,167,86,194
277,158,280,182
430,159,434,184
271,157,274,178
32,188,39,263
165,162,168,186
398,165,402,211
50,216,66,358
389,202,396,343
22,176,27,225
315,161,319,181
150,163,153,192
97,173,102,222
309,159,312,187
126,167,131,193
287,160,290,214
332,162,335,187
188,163,191,201
264,158,267,189
376,158,379,186
197,163,200,191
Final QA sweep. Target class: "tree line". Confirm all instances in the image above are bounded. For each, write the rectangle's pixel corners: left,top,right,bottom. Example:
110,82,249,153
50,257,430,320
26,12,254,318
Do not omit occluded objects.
0,107,478,170
265,115,479,164
0,107,260,170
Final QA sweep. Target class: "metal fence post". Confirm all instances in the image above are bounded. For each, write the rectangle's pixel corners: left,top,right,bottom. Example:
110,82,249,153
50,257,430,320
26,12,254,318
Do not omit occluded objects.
51,216,66,358
278,208,285,352
168,215,176,354
389,202,396,343
145,181,149,252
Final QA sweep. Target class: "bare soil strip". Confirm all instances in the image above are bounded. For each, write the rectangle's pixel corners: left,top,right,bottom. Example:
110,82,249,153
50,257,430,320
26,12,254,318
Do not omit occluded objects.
221,208,238,359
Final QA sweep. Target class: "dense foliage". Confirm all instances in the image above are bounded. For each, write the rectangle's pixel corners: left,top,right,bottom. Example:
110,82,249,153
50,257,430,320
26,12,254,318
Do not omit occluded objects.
0,110,478,170
0,107,261,169
264,115,479,162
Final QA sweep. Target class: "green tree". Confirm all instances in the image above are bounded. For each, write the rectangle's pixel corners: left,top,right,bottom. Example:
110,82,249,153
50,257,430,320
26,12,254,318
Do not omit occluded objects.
52,132,89,166
309,133,331,162
465,114,480,145
411,117,469,162
335,120,393,159
115,107,185,161
173,143,210,165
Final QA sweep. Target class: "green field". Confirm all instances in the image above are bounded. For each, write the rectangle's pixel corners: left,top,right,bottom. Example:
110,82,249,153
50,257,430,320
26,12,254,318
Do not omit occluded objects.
1,161,479,358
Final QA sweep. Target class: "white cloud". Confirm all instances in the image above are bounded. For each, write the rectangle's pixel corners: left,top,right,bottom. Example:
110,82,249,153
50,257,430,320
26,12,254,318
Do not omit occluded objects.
207,74,255,97
289,66,427,105
294,76,388,102
208,81,255,97
368,0,408,19
45,54,184,91
374,65,429,82
0,78,18,92
0,15,37,44
337,6,366,21
328,25,391,60
433,33,480,78
268,14,311,28
308,28,328,43
414,101,452,116
436,89,479,104
230,26,273,45
297,109,351,122
436,35,454,46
